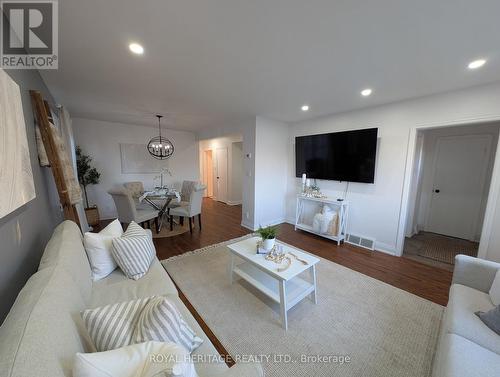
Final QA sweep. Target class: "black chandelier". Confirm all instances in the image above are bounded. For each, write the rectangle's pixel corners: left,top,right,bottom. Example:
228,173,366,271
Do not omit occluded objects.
147,115,174,160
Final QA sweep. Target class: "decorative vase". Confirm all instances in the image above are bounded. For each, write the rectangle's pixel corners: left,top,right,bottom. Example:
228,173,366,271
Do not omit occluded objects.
263,238,276,251
85,206,100,226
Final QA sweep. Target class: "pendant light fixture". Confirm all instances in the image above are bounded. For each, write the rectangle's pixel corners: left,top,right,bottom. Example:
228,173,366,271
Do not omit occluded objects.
147,115,174,159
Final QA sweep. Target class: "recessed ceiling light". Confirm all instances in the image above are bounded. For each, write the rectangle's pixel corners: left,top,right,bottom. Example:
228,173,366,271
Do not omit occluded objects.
468,59,486,70
129,43,144,55
301,105,310,112
361,88,372,97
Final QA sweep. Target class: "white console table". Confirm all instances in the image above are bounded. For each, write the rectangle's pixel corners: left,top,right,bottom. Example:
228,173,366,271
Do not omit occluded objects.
295,196,349,245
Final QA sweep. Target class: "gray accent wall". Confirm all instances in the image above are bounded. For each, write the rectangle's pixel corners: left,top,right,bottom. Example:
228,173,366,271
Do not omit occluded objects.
0,69,62,323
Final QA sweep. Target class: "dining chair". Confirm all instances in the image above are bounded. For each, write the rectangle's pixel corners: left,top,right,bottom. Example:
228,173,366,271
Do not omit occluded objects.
169,184,206,233
123,181,151,210
167,180,197,210
108,188,160,232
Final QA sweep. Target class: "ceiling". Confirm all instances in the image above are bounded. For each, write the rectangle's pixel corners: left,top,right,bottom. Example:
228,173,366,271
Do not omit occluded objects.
41,0,500,132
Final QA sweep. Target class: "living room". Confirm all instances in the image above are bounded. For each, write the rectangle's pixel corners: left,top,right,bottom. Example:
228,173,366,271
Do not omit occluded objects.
1,1,500,377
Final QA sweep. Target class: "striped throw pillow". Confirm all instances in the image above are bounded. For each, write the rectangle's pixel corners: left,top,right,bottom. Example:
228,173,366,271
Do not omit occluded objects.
111,222,155,280
82,296,203,353
133,296,203,353
81,297,150,351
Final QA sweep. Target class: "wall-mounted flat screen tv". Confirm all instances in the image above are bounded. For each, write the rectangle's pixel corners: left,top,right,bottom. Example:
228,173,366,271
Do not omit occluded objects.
295,128,378,183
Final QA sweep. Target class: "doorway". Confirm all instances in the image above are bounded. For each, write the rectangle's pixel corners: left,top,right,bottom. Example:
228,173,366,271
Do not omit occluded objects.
203,150,214,198
215,147,228,203
404,123,500,269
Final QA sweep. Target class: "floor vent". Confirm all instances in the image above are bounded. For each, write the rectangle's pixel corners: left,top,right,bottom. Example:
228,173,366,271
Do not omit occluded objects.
346,234,375,251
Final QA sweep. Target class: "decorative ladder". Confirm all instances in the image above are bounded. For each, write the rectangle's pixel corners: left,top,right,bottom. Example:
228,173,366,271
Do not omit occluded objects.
30,90,80,228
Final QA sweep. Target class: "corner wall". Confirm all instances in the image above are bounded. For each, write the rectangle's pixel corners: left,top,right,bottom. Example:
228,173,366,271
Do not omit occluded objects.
253,117,289,229
0,69,62,322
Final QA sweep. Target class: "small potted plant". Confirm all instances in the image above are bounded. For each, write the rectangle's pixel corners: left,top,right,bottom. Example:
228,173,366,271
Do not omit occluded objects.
257,225,279,251
76,146,101,226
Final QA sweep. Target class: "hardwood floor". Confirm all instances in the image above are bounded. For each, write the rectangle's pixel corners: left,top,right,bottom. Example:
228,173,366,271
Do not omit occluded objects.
153,198,249,260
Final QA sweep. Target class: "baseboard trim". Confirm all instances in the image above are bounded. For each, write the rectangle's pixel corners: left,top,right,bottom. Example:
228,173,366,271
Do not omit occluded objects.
241,221,256,231
227,200,242,206
374,241,397,256
261,218,286,227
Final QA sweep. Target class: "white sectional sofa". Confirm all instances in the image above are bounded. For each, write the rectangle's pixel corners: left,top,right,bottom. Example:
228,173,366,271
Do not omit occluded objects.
0,221,263,377
432,255,500,377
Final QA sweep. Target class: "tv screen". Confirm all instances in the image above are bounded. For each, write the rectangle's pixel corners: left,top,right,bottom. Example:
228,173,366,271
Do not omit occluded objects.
295,128,378,183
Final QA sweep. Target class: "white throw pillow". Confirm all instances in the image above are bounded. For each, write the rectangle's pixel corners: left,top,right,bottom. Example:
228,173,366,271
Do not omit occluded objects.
134,296,204,353
312,213,323,233
489,270,500,306
112,222,155,280
73,341,198,377
84,219,123,280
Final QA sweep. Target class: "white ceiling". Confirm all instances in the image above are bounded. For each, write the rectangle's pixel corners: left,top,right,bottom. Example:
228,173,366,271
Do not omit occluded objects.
41,0,500,132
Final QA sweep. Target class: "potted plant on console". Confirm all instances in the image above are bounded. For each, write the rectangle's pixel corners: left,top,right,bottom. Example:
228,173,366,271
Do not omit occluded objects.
257,225,279,251
76,146,101,226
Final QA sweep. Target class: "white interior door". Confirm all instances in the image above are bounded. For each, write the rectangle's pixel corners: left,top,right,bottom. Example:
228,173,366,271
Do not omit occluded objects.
203,150,214,197
426,135,492,240
215,148,228,203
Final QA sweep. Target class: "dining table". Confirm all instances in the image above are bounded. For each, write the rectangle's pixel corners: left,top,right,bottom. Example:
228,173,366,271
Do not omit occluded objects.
139,188,180,232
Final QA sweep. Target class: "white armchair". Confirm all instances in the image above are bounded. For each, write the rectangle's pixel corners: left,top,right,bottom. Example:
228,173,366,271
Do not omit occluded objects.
169,184,206,233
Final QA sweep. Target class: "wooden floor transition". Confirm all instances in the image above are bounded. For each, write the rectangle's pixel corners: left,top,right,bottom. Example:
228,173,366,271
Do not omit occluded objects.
98,197,453,367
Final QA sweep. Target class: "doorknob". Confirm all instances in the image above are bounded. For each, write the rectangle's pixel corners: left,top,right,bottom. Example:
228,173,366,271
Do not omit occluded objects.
217,177,220,179
434,189,440,193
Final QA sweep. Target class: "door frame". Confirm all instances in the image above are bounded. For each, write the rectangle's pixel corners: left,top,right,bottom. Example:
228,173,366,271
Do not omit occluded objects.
397,115,500,257
215,147,228,204
202,149,214,198
423,134,493,240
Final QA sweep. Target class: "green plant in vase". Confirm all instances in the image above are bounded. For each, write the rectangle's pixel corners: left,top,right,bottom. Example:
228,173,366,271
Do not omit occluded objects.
76,146,101,209
256,225,279,251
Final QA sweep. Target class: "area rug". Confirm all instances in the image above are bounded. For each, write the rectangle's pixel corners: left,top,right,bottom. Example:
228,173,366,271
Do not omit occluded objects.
410,232,478,264
161,237,443,377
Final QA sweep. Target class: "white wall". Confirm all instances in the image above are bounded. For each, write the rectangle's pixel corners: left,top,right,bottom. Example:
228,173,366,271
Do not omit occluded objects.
286,82,500,255
73,118,199,219
231,142,243,204
242,123,256,229
412,123,499,240
479,134,500,263
254,117,289,229
198,134,243,204
482,184,500,262
405,132,425,237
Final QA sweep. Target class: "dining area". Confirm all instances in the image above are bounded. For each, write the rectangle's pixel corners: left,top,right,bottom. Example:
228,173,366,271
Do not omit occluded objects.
107,181,206,237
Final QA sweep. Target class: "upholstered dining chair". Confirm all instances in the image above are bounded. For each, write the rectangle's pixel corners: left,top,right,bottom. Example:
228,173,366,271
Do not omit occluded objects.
108,188,160,232
167,180,198,210
169,184,206,233
123,181,150,210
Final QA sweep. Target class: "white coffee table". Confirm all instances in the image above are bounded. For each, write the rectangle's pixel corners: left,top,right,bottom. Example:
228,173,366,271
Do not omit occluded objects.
227,237,320,330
